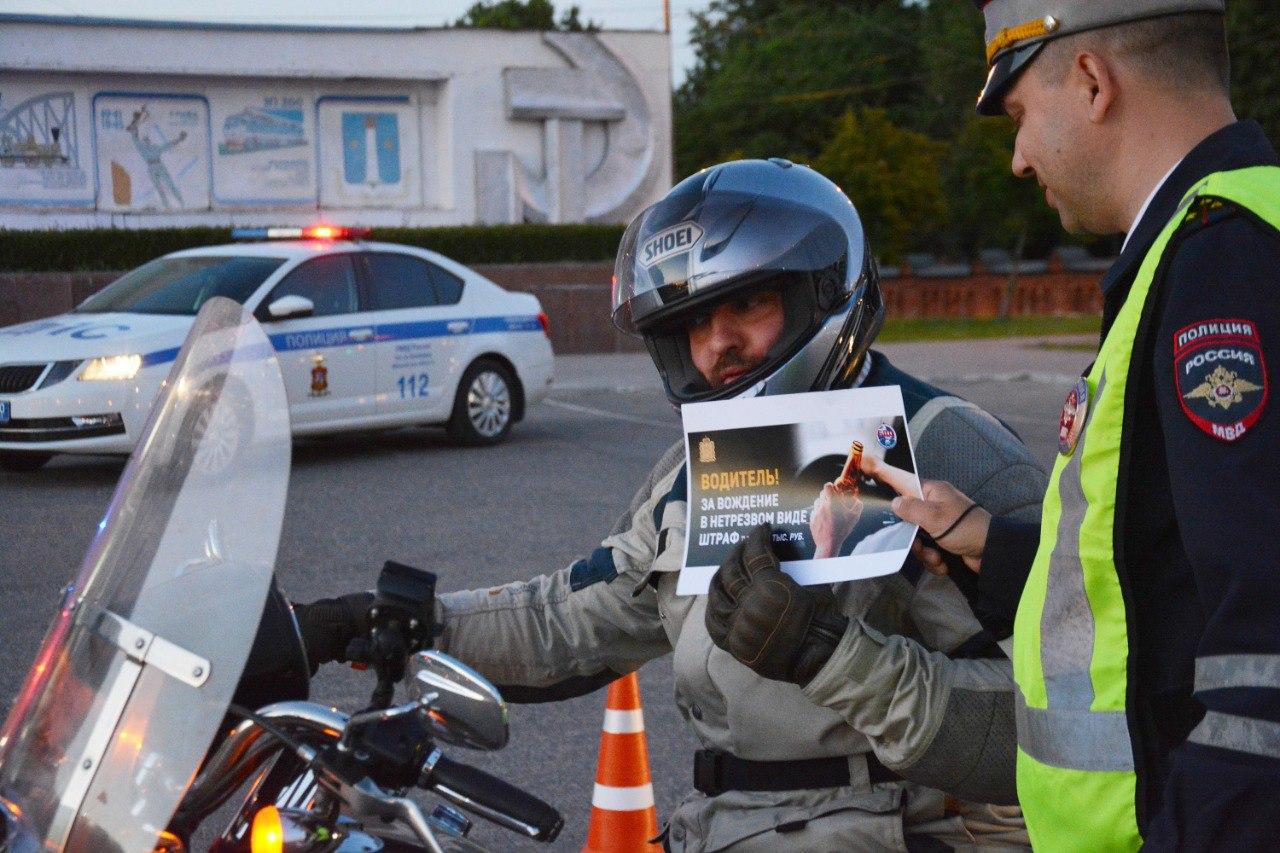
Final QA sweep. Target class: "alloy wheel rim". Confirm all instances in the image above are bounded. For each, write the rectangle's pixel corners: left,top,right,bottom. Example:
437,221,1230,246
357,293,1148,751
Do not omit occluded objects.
466,371,511,438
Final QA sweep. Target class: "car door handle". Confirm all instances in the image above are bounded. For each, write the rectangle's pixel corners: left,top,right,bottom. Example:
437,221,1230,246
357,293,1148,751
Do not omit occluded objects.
349,328,375,342
447,320,471,334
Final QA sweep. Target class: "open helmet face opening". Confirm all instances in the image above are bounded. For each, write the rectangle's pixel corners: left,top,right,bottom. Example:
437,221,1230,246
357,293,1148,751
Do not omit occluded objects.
612,159,882,405
641,273,831,402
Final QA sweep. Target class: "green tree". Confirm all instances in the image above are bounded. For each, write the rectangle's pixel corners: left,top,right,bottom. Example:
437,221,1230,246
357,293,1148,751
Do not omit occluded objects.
941,115,1060,259
813,108,948,262
1227,0,1280,147
672,0,1280,261
675,1,923,177
914,0,988,137
454,0,595,31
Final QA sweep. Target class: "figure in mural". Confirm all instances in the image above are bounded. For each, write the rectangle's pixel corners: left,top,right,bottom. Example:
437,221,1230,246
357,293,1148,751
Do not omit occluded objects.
126,105,186,208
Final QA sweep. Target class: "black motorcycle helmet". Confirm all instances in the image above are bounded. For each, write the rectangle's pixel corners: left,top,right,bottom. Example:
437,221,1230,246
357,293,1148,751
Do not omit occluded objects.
612,158,884,405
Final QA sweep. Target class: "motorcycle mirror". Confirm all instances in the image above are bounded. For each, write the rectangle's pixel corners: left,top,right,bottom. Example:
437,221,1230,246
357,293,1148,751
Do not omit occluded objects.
407,651,508,752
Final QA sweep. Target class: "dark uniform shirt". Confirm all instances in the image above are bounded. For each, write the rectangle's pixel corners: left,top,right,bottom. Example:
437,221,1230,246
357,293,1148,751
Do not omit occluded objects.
976,120,1280,849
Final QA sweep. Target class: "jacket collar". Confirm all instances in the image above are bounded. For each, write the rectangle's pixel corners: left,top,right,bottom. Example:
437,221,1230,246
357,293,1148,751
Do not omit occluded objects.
1100,120,1279,297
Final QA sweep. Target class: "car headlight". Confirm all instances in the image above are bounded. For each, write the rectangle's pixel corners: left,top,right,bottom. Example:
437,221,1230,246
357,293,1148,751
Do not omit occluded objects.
79,354,143,381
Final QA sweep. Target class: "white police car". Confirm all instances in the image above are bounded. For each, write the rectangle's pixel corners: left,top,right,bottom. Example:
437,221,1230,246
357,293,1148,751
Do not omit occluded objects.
0,226,554,471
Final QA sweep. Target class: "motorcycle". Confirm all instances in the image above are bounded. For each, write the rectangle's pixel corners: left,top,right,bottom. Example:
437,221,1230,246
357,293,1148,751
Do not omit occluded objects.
0,298,563,852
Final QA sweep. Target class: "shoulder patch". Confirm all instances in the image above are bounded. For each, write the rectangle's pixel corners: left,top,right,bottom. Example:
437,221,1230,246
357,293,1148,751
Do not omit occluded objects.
1173,318,1268,442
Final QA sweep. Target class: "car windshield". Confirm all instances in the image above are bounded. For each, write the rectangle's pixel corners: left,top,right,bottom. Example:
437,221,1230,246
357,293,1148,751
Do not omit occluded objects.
77,255,286,316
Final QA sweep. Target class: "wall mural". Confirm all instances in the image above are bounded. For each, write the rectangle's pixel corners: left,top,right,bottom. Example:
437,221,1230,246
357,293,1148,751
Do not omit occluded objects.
3,30,663,224
211,93,316,205
94,94,211,211
0,86,92,206
317,97,420,208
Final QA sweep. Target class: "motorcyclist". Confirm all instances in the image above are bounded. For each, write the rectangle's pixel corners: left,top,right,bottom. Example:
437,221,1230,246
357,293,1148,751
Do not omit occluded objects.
297,159,1046,850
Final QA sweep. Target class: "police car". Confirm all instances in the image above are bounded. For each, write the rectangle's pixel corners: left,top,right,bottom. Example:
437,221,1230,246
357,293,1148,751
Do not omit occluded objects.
0,226,554,471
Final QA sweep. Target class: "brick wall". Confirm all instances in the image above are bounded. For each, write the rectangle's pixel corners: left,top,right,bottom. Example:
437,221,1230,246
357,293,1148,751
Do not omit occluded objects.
0,263,1105,354
880,270,1105,320
473,262,642,354
0,271,119,329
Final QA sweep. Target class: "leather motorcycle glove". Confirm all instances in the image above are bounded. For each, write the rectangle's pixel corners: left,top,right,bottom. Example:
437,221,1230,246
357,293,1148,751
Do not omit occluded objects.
705,523,849,687
292,591,375,674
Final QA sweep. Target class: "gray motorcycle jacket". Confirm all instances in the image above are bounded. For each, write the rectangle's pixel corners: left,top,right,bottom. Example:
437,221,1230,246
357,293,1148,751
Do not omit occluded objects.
435,353,1046,851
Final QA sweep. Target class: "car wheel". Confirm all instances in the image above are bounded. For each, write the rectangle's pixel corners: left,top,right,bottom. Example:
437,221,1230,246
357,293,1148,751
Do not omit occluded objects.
447,359,516,446
175,377,253,480
0,451,53,472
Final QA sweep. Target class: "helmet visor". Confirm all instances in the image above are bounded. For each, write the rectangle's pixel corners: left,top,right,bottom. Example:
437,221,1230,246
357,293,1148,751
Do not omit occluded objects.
612,181,862,335
640,274,835,403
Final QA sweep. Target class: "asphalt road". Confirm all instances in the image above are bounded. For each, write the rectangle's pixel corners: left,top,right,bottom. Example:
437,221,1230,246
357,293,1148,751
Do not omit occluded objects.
0,337,1091,850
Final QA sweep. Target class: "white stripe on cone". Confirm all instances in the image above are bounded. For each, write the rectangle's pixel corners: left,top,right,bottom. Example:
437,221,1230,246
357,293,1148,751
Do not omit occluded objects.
602,708,645,734
592,782,656,812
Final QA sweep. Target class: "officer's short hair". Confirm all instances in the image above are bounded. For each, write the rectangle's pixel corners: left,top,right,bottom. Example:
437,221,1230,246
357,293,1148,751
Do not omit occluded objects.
1035,12,1229,96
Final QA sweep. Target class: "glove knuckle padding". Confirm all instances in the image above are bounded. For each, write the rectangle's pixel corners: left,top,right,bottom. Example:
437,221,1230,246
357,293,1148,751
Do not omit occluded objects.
741,523,776,568
730,577,792,656
724,570,751,600
706,525,857,684
743,552,778,580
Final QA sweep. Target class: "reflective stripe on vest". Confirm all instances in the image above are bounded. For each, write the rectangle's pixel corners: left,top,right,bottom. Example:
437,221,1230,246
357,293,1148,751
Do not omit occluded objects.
1012,166,1280,852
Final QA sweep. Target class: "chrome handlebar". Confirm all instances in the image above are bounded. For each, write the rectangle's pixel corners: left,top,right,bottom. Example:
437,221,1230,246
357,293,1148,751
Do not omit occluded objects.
178,699,545,851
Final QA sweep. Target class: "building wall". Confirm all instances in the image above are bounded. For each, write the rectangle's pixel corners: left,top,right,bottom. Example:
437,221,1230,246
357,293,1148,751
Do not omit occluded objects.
0,18,672,229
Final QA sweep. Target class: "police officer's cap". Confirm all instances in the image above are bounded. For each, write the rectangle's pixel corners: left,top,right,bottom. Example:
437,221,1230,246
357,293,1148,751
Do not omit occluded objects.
975,0,1226,116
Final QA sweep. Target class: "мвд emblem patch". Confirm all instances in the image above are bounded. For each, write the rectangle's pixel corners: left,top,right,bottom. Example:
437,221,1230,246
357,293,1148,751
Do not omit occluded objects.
1173,318,1268,442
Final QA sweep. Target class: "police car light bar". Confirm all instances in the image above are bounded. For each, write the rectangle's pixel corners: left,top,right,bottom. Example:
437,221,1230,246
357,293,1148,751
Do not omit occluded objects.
231,225,371,241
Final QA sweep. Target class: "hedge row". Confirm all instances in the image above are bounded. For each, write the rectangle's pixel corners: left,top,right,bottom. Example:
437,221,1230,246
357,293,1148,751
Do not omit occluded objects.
0,224,628,272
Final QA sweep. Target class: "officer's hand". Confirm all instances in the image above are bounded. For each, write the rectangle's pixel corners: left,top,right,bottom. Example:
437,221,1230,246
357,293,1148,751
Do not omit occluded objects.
810,483,863,559
889,480,991,575
705,523,849,686
293,591,375,674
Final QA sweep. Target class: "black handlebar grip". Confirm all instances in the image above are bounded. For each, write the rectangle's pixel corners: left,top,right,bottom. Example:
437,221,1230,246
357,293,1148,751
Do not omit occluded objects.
425,754,564,842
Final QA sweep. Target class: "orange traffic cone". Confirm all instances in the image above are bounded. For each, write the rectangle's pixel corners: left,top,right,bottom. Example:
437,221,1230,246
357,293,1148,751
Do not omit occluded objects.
583,672,662,852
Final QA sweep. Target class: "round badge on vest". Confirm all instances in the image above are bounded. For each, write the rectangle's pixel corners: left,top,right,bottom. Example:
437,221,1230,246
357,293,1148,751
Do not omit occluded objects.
1058,377,1089,456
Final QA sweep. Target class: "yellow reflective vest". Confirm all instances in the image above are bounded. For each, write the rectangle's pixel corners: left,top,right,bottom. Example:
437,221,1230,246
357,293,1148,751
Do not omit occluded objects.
1012,166,1280,850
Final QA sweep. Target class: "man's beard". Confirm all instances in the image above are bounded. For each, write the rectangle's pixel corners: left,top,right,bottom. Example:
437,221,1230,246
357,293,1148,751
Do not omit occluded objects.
711,351,765,387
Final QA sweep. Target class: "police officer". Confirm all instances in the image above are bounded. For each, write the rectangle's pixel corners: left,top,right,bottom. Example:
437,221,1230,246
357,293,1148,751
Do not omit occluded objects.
722,3,1280,850
301,160,1047,850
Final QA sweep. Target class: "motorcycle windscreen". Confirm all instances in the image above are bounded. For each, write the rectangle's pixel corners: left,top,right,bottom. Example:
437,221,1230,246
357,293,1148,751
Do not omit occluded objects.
0,297,291,852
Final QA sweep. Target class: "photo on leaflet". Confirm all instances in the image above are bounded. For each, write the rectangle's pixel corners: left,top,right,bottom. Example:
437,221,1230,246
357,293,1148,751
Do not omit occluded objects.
686,413,915,570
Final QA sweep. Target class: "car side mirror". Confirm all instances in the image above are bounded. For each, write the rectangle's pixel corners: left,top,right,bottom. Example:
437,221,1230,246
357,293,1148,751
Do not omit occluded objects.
266,295,314,321
407,650,509,751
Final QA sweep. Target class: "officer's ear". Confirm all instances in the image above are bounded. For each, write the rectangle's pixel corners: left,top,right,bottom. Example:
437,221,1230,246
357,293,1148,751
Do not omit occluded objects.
1074,51,1118,125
